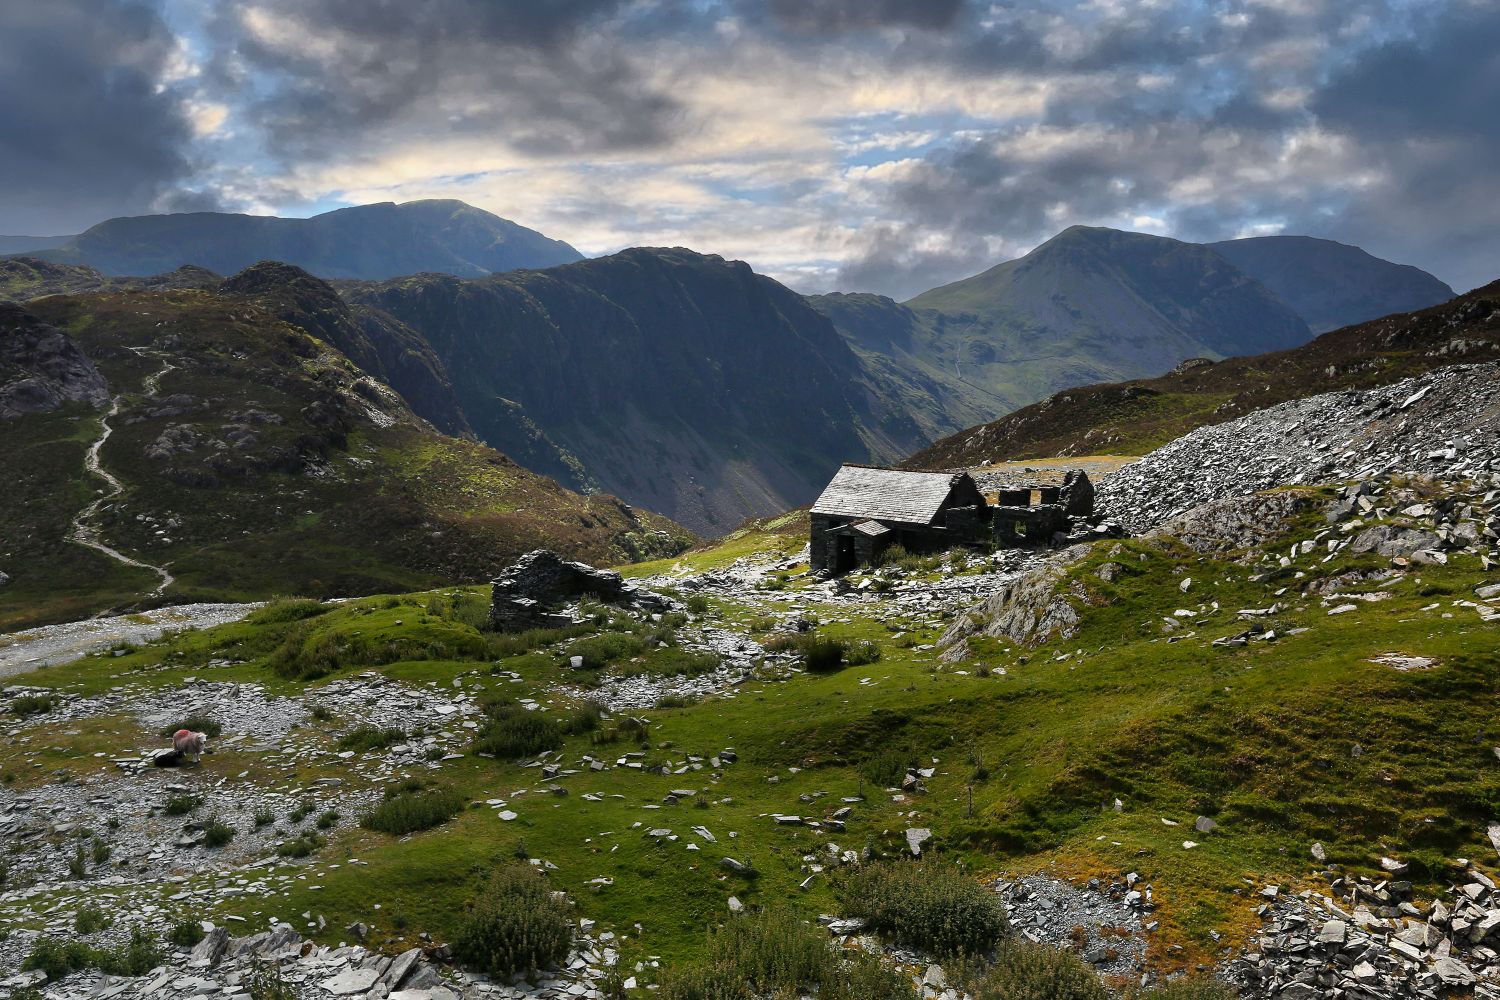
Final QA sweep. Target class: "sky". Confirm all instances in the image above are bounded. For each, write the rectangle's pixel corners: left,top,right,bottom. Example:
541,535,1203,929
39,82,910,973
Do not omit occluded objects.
0,0,1496,298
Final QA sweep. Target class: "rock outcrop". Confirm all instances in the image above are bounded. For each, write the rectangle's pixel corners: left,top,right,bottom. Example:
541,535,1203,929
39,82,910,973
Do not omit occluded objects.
0,303,108,417
940,545,1092,656
489,549,671,631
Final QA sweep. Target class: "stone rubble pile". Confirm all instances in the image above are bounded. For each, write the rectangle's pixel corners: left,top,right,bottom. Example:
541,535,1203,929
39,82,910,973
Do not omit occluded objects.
1100,363,1500,533
1226,866,1500,999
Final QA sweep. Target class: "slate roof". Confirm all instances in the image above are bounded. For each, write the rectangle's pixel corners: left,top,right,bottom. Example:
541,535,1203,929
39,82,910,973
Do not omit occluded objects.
811,466,970,525
851,520,892,537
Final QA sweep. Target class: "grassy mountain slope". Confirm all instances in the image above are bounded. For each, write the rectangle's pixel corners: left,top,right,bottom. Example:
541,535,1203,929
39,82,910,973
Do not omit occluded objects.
1209,235,1455,333
8,474,1497,979
0,281,689,630
19,200,582,280
343,248,927,535
905,226,1311,383
907,278,1500,469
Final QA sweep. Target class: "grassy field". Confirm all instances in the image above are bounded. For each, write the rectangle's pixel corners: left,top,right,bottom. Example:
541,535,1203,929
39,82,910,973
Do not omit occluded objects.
4,479,1498,983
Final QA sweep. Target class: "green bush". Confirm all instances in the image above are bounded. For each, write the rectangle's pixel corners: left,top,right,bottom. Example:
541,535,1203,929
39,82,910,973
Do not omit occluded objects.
73,906,111,934
472,703,564,759
203,817,236,848
658,907,917,1000
163,795,200,816
315,809,340,830
566,633,647,670
9,694,57,717
67,843,87,880
160,716,222,739
685,594,711,614
253,807,276,828
337,725,406,752
860,750,912,789
247,960,298,1000
361,782,465,835
453,865,573,978
275,832,326,858
248,597,330,625
167,918,206,948
963,941,1107,1000
767,632,880,673
837,862,1009,957
23,928,162,978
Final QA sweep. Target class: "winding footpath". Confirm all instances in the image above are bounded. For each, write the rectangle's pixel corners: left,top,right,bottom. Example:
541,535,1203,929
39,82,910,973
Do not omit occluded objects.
67,352,176,597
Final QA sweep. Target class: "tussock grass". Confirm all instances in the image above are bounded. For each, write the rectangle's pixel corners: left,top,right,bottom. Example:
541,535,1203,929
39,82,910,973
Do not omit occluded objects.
337,725,406,752
453,865,573,978
837,861,1009,958
361,781,465,836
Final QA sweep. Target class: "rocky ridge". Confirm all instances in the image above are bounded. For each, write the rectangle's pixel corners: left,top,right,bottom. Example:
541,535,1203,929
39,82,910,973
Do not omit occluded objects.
1099,364,1500,533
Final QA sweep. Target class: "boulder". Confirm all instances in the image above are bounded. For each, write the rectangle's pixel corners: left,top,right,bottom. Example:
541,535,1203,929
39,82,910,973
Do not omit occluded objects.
489,549,672,631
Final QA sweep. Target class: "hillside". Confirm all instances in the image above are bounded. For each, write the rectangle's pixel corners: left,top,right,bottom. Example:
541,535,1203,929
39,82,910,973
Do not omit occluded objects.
343,248,929,534
900,226,1313,397
17,200,583,280
4,456,1497,996
0,276,689,630
906,278,1500,469
1209,235,1455,333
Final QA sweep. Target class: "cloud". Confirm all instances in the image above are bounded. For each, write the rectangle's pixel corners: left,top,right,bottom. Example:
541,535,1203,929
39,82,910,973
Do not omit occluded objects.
209,0,685,164
765,0,965,34
0,0,209,235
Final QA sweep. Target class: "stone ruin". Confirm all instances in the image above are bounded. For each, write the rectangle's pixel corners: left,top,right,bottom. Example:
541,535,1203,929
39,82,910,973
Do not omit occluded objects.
489,549,671,631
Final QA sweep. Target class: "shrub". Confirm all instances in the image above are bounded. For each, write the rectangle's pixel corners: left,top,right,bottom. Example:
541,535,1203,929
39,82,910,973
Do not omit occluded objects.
844,640,882,667
167,918,206,948
560,701,605,736
837,862,1009,957
315,809,340,830
164,795,201,816
67,843,87,880
73,906,111,934
91,838,111,865
203,817,236,848
288,800,314,824
308,704,335,722
23,928,162,979
963,941,1107,1000
658,907,917,1000
630,649,721,678
472,703,564,759
160,716,222,739
275,832,325,858
860,749,912,789
361,783,465,836
247,960,298,1000
9,694,57,717
1132,980,1238,1000
453,865,573,978
248,597,330,625
337,725,406,752
768,632,878,673
655,694,698,709
253,807,276,828
685,594,711,614
566,633,647,670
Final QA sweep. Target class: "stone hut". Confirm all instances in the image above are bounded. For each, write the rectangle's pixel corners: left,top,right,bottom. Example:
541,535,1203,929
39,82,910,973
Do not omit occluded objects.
974,468,1094,546
809,466,991,573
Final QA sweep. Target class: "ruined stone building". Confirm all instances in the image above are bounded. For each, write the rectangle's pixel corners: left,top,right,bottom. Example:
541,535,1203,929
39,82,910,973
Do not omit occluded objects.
809,464,1095,573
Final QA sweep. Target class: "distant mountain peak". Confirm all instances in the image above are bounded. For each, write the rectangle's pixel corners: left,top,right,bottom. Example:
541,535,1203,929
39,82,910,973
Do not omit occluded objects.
9,199,583,281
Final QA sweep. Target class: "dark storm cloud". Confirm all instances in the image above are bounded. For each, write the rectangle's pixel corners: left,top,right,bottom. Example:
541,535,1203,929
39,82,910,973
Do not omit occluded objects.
211,0,685,161
766,0,965,34
0,0,207,235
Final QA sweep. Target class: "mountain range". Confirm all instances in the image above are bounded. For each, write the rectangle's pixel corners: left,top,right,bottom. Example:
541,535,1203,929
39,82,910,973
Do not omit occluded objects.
0,200,1460,538
906,277,1500,470
13,200,582,280
0,269,688,630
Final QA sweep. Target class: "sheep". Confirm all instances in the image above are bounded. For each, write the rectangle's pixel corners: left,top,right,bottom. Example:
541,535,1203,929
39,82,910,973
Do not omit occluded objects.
171,728,209,764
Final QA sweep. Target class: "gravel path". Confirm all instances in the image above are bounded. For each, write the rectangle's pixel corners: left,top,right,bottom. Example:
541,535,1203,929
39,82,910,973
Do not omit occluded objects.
0,602,263,679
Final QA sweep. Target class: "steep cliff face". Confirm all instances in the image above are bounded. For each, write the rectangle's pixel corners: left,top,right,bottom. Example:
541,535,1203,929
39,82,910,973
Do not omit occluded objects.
345,248,915,533
220,261,472,439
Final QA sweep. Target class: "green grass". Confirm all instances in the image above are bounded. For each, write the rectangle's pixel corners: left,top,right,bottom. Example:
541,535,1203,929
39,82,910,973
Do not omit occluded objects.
361,781,465,836
6,476,1499,983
